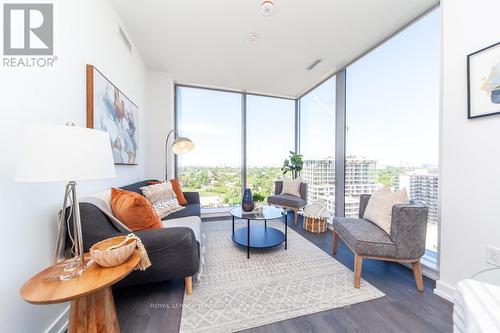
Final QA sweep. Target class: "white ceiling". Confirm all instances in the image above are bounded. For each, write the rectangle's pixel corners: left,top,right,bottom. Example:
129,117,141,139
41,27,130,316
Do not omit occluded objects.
111,0,438,98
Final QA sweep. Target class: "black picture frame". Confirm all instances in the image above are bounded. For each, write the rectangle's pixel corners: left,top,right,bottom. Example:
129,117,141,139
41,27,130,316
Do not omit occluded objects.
467,41,500,119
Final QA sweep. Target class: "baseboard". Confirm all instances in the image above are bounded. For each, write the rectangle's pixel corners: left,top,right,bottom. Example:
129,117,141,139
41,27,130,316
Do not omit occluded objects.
46,306,70,333
434,280,455,303
400,261,439,280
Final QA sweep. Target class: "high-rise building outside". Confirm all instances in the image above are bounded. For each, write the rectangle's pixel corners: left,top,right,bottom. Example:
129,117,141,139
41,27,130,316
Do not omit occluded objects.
408,173,438,226
394,170,439,226
302,157,379,218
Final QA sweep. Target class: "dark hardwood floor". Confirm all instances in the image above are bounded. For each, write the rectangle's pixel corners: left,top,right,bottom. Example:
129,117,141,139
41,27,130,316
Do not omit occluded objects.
114,213,453,333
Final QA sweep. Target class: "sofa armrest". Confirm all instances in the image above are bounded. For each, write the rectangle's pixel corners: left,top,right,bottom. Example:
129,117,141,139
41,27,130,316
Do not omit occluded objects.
183,191,200,205
390,204,428,259
358,194,371,218
114,228,200,288
135,227,197,255
120,227,199,287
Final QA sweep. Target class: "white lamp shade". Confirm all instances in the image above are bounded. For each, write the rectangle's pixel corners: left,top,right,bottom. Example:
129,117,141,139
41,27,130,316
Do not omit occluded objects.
15,124,116,183
172,137,194,154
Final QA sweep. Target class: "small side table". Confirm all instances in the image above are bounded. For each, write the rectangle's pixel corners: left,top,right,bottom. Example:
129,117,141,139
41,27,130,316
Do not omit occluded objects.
20,251,140,333
303,216,328,233
474,267,500,286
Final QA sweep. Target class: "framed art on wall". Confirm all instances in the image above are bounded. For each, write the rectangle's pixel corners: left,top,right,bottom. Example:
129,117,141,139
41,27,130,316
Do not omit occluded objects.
86,64,138,165
467,41,500,119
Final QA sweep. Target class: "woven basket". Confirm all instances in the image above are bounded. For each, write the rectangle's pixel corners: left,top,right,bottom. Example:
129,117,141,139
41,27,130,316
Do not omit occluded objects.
303,216,327,233
90,236,136,267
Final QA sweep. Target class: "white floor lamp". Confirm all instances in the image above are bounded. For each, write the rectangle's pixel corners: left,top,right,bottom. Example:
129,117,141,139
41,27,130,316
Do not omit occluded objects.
15,123,116,280
165,129,194,180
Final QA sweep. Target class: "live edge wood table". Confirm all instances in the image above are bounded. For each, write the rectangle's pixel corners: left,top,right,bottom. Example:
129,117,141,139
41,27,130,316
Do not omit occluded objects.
20,251,140,333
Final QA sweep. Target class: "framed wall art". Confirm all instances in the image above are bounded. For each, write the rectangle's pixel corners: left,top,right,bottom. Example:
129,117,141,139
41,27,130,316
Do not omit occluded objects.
86,64,138,165
467,41,500,119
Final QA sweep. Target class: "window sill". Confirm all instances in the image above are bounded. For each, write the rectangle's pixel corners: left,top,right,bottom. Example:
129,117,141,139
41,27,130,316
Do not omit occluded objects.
201,207,232,219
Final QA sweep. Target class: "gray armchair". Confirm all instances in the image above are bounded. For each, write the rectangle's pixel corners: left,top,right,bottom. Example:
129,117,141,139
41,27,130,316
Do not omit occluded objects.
332,194,428,291
267,180,308,225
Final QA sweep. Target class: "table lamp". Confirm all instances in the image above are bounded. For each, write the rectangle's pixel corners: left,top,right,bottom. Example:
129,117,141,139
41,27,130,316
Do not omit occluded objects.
15,123,116,279
165,129,194,179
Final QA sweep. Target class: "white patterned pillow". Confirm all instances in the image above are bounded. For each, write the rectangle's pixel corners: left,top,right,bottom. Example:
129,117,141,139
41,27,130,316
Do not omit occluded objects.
140,182,185,218
363,187,409,235
280,176,302,198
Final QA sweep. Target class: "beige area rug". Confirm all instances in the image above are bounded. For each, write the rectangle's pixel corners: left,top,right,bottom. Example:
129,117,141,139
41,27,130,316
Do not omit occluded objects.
180,219,384,333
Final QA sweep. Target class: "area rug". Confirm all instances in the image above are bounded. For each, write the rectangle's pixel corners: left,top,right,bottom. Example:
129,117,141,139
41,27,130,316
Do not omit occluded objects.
180,219,384,332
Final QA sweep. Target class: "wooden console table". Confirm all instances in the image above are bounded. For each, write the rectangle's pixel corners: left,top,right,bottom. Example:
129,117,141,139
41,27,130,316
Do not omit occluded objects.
20,251,140,333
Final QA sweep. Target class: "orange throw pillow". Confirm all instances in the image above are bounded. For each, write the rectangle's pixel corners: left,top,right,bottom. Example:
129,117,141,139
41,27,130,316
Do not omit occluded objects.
110,188,162,231
170,179,188,205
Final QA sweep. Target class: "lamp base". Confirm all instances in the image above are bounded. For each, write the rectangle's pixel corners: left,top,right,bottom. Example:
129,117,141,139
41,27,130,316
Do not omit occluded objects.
45,256,93,281
52,181,87,281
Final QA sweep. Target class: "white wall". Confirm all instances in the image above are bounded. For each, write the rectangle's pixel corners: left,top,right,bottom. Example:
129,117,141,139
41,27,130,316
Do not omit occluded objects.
145,71,175,181
436,0,500,301
0,0,150,331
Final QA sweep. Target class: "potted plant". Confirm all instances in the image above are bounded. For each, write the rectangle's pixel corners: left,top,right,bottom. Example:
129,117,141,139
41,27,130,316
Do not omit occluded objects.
252,192,266,212
281,151,304,179
253,192,266,214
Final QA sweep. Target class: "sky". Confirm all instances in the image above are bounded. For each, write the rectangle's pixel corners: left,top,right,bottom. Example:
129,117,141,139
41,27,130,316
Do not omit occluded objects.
346,9,440,167
179,9,440,168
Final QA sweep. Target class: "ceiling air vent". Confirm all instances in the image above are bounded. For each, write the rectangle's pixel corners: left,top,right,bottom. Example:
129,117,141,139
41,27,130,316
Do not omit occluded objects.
119,26,132,52
306,58,323,71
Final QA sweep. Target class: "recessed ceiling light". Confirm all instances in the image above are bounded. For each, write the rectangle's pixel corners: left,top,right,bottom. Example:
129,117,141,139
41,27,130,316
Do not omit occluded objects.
260,0,274,17
247,32,259,42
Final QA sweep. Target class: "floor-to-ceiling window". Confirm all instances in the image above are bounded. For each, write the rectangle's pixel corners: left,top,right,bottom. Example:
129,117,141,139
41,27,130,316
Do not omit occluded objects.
176,9,440,263
246,95,295,198
300,77,336,215
176,86,242,208
177,87,296,209
345,10,440,255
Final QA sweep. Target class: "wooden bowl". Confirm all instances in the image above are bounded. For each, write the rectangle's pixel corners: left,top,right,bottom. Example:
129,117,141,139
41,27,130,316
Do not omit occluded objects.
90,236,136,267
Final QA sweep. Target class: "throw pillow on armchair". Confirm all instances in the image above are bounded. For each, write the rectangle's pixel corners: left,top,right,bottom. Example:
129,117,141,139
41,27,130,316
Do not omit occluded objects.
280,175,302,197
363,187,410,234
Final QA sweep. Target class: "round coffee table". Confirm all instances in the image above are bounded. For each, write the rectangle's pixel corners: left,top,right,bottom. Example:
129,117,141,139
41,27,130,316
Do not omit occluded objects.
230,205,287,259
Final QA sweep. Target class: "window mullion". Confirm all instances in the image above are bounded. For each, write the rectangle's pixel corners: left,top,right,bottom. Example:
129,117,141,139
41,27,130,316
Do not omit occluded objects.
335,70,346,217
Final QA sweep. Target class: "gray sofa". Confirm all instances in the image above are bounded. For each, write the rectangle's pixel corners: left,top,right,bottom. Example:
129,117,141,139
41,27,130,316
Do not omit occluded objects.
65,180,201,292
333,194,428,291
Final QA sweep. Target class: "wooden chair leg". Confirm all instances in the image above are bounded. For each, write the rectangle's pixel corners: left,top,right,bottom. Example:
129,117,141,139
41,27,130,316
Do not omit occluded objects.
412,261,424,292
185,276,193,295
332,230,339,255
354,254,363,288
294,208,298,225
